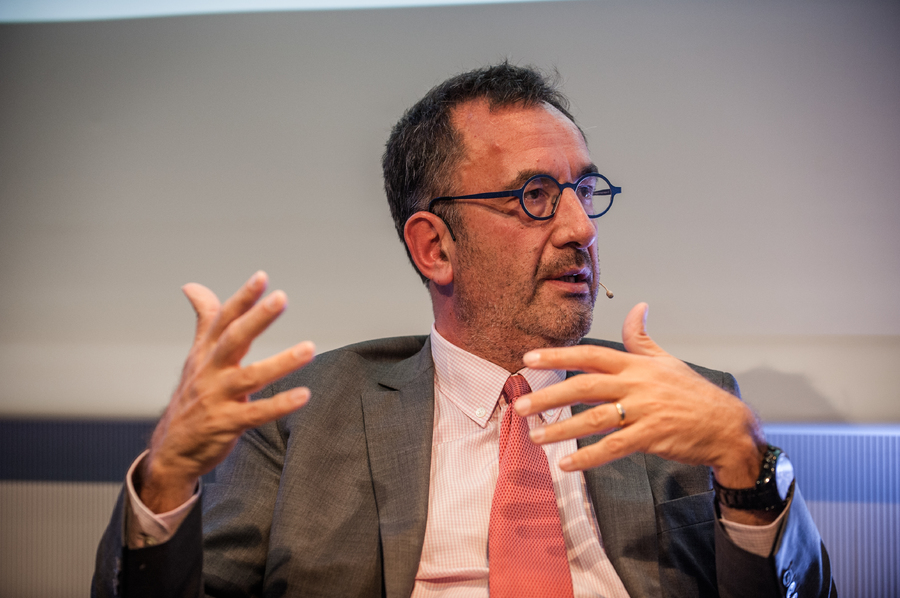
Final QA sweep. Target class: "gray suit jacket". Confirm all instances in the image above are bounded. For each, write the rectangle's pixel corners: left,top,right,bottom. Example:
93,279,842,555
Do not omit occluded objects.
93,336,835,597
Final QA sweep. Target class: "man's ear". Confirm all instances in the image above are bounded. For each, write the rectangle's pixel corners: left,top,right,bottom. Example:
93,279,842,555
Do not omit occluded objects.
404,212,455,286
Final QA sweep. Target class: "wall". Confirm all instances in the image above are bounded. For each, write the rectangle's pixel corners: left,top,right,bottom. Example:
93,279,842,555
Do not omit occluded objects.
2,1,898,423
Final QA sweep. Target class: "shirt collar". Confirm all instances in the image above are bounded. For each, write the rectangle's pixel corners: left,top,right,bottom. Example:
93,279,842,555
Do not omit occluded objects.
430,324,565,428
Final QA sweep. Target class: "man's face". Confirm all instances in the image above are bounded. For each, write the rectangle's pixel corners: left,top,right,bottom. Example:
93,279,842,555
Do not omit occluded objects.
447,100,600,351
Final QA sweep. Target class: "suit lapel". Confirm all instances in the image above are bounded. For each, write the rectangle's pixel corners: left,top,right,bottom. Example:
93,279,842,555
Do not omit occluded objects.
361,339,435,598
357,345,665,597
573,400,662,597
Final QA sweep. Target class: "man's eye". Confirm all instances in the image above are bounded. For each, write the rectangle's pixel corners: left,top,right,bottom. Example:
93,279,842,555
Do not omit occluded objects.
524,189,549,203
576,183,596,200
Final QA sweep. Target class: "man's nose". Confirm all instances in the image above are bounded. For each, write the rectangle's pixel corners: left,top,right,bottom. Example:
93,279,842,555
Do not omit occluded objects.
551,188,597,249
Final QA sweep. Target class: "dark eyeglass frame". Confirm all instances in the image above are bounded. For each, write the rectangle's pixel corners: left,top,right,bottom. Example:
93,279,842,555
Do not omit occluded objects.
427,172,622,222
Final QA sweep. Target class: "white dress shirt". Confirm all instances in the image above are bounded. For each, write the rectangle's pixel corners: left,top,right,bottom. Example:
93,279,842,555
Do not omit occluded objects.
412,325,631,597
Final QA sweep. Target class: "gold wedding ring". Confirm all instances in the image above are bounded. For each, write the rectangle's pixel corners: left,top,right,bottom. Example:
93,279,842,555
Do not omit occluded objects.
614,402,626,428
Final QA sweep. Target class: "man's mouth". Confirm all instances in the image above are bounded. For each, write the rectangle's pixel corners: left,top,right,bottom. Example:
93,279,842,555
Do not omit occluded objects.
551,265,592,283
547,268,593,295
556,272,589,284
539,251,596,297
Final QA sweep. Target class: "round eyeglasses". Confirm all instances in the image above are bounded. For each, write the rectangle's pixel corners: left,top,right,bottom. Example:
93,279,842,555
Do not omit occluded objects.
428,173,622,221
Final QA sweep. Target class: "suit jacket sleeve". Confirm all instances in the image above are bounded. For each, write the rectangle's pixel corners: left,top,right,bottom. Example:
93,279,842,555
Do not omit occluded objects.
715,481,837,598
576,338,836,597
91,335,432,598
91,382,291,598
91,410,294,597
649,369,837,597
712,372,837,598
91,486,204,597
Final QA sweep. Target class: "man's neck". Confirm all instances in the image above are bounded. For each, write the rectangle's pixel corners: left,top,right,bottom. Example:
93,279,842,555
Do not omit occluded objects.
433,320,577,374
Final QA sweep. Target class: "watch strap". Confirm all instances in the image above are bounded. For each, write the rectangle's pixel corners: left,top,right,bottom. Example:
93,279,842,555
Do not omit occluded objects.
712,445,788,512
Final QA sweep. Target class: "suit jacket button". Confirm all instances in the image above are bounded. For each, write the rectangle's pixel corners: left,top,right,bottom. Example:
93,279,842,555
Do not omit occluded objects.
782,568,794,587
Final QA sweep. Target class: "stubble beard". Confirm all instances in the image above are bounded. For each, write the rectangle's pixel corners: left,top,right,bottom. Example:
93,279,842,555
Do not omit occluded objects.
454,245,598,368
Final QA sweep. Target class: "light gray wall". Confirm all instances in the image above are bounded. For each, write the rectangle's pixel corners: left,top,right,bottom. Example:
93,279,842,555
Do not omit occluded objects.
1,0,898,421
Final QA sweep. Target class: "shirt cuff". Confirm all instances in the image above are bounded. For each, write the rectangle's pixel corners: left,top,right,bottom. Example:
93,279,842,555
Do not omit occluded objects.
124,449,200,550
718,508,786,558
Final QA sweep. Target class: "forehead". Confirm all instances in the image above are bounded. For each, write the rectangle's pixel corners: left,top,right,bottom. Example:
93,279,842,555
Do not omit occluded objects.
450,99,591,188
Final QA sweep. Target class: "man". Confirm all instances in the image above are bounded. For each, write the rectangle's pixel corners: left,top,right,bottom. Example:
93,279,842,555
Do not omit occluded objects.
93,63,834,597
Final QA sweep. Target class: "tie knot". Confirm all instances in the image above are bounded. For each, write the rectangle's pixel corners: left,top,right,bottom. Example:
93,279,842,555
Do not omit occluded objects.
502,375,532,406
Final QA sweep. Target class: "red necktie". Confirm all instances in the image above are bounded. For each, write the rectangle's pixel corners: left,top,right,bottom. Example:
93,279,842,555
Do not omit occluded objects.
489,375,574,597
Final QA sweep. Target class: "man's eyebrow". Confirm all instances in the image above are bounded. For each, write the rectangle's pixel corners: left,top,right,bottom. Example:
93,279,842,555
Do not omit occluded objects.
503,169,544,190
582,163,600,177
503,163,599,190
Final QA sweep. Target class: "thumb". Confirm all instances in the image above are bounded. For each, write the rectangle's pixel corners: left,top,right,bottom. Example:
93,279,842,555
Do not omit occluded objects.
622,302,666,357
182,282,221,341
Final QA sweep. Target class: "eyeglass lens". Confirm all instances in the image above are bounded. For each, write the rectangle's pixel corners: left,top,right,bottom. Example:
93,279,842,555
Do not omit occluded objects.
521,175,612,219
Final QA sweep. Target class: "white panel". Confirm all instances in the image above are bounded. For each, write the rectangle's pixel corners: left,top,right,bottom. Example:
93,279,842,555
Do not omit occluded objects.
0,482,122,598
806,500,900,598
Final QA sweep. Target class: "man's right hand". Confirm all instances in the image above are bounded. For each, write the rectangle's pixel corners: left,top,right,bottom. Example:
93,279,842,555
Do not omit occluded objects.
137,271,315,514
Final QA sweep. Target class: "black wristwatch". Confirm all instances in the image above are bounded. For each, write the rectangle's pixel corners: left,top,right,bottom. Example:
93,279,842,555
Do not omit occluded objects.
712,445,794,512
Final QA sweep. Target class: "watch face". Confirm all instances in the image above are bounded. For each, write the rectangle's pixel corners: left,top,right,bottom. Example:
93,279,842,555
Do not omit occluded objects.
775,453,794,501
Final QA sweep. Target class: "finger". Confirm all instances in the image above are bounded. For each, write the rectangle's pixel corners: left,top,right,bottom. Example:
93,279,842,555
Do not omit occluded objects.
514,373,622,416
621,302,667,357
522,344,629,375
231,386,312,429
213,290,288,366
221,341,316,395
182,283,221,343
207,271,269,342
557,424,644,472
528,402,623,445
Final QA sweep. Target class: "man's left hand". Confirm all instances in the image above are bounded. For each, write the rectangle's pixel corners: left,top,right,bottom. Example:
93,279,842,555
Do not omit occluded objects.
515,302,767,495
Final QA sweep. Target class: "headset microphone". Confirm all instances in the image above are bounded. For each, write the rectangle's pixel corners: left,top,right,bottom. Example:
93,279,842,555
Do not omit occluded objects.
598,281,614,299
